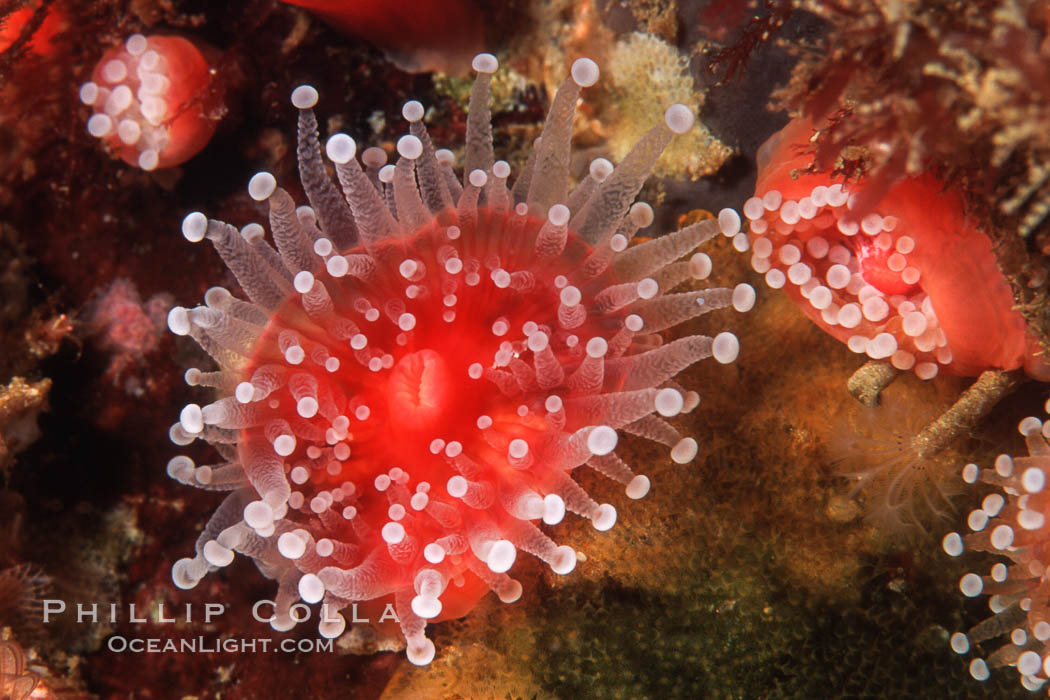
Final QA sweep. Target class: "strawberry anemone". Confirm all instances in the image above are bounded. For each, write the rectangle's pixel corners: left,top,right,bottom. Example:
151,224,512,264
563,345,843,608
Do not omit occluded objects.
943,401,1050,692
78,34,219,171
746,117,1050,381
279,0,484,73
165,54,752,665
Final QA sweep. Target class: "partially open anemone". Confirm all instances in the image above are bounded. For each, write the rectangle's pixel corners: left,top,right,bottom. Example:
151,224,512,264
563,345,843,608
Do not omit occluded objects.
78,34,219,171
943,401,1050,693
166,53,751,665
747,117,1050,382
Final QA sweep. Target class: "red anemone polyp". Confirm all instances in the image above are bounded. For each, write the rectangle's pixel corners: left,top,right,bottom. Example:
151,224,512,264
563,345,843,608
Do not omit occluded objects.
747,117,1049,381
164,54,751,665
943,402,1050,692
278,0,484,73
78,34,218,171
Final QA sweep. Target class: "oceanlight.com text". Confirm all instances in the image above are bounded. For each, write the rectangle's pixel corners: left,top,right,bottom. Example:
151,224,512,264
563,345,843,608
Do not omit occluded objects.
106,636,334,654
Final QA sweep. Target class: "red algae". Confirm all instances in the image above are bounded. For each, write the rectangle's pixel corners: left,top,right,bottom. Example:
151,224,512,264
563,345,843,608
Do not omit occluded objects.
84,278,172,388
772,0,1050,241
0,1,64,57
78,34,220,171
747,117,1050,381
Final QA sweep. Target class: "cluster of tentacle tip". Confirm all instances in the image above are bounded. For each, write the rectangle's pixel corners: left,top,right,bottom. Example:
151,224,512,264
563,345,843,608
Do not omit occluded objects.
163,52,752,665
79,33,216,170
743,183,955,379
942,400,1050,692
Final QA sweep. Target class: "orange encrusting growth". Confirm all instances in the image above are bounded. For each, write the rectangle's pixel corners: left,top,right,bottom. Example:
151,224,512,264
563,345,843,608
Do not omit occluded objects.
749,117,1049,380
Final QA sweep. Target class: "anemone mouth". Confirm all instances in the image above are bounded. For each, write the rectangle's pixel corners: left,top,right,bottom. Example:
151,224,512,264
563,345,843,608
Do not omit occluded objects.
387,349,451,431
850,235,919,297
